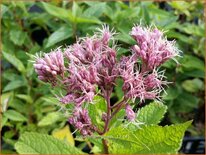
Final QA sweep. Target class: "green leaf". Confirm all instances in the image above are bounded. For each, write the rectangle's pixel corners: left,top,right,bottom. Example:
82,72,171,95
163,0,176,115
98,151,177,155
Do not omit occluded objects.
41,2,74,22
137,102,167,125
16,94,33,104
3,80,26,92
75,17,101,24
173,92,199,112
114,78,124,100
9,29,27,46
180,55,205,71
4,110,27,122
182,78,204,93
15,132,85,154
2,51,26,73
84,2,106,18
1,92,13,112
38,112,61,127
87,96,107,130
105,121,192,154
162,86,181,100
72,1,82,17
45,25,73,48
1,4,8,16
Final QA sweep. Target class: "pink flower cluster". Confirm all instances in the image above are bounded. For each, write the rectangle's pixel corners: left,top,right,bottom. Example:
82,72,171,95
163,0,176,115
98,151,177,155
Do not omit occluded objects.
68,107,95,136
130,25,179,71
34,24,179,135
34,48,64,85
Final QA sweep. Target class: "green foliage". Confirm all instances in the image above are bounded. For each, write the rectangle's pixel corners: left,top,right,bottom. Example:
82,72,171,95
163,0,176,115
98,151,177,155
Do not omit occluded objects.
1,1,204,153
87,96,107,130
4,110,28,122
137,102,167,125
15,132,84,154
105,121,192,154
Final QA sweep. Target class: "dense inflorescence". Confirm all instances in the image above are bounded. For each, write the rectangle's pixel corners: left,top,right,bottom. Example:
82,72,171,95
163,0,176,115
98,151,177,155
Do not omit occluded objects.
34,24,179,136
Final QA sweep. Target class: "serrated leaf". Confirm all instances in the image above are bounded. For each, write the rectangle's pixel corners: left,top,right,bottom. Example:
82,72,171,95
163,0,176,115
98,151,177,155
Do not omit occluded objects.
87,96,106,130
114,78,124,100
4,110,27,122
38,112,61,127
15,132,85,154
105,121,192,154
45,25,72,48
137,102,167,125
2,51,26,73
52,125,74,146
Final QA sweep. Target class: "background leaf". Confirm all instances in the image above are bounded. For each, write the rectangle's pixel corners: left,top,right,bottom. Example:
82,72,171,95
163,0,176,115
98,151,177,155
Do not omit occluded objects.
2,51,26,73
45,25,73,48
4,110,27,122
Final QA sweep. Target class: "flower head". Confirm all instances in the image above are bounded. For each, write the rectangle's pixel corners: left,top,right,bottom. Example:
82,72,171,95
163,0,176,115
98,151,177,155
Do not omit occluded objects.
130,25,180,71
68,107,95,136
34,48,64,85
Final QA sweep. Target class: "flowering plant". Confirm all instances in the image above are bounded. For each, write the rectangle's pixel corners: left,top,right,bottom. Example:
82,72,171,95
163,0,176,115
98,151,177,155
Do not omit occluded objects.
15,24,191,154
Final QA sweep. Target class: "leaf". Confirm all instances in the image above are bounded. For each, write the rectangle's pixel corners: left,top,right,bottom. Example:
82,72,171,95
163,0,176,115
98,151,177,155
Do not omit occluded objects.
52,125,74,146
105,121,192,154
2,51,26,73
15,132,85,154
38,112,61,127
1,4,8,16
9,29,27,46
3,80,26,92
16,94,33,104
45,25,73,48
162,86,181,100
41,2,74,22
75,17,101,24
137,102,167,125
180,55,205,71
114,78,124,100
182,78,204,93
173,92,199,113
1,92,13,112
84,2,106,18
87,96,107,130
115,33,136,45
4,110,27,122
72,1,82,17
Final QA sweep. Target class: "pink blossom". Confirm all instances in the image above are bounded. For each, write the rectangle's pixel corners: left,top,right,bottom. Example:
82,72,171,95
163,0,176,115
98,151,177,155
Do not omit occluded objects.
34,48,64,85
125,104,136,121
130,25,180,70
68,107,95,136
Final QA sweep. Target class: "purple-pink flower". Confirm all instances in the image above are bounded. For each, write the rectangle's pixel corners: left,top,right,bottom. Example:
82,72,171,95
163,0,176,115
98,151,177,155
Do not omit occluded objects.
125,104,135,121
68,107,95,136
130,25,180,71
33,24,179,136
34,48,64,85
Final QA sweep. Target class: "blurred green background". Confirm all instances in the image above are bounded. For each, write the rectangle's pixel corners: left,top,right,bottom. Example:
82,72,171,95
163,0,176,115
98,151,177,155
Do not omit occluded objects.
1,1,205,153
